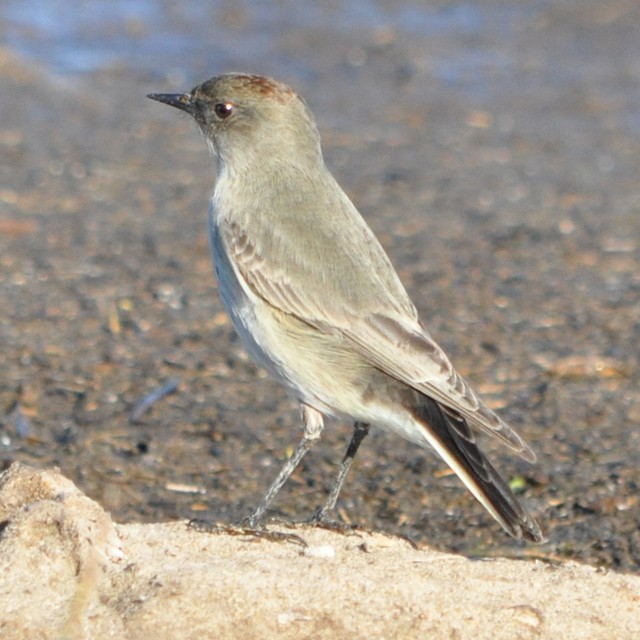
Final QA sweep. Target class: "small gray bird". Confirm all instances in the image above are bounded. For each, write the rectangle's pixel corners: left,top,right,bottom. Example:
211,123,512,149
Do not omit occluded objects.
148,74,543,542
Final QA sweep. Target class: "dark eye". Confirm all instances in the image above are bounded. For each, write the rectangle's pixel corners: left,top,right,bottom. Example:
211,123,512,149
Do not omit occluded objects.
214,102,234,119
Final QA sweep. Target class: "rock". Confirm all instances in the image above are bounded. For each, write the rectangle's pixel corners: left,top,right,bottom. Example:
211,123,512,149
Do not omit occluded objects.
0,463,638,639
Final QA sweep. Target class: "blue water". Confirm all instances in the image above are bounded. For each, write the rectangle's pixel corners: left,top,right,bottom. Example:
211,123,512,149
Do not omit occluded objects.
5,0,638,134
1,0,527,87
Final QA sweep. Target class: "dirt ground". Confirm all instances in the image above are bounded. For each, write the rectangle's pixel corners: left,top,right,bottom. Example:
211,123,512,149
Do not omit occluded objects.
1,0,640,576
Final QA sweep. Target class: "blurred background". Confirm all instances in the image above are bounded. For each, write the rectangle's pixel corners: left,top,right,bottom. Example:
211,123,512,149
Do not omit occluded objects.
1,1,639,570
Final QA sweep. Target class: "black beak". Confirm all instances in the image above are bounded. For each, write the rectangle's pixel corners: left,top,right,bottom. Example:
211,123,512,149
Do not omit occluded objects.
147,92,195,115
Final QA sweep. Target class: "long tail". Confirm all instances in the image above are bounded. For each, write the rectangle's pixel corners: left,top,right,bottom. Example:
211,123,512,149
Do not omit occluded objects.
411,394,544,542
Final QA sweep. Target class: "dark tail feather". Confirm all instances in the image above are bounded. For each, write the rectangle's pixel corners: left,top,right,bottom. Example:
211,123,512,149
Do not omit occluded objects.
412,395,544,543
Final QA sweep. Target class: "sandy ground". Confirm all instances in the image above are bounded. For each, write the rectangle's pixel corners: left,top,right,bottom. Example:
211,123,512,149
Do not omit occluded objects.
1,462,639,640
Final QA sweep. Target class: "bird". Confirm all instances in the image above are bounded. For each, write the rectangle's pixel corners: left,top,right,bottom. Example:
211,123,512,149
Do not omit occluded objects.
147,73,543,542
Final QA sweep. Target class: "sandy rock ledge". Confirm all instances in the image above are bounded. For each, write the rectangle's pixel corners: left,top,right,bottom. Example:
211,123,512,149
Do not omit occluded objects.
0,462,638,639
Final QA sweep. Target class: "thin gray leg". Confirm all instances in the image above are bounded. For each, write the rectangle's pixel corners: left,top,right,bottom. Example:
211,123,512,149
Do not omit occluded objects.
247,404,324,527
315,421,370,521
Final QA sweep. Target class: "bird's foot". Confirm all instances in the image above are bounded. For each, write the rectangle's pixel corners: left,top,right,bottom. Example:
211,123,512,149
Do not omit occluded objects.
187,517,308,547
307,509,358,536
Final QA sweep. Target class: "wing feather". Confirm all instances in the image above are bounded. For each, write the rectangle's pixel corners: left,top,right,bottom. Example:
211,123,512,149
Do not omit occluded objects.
217,173,534,461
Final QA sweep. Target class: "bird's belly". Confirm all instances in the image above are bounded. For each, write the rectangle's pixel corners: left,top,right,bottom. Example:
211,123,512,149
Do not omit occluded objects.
207,209,415,429
209,224,369,416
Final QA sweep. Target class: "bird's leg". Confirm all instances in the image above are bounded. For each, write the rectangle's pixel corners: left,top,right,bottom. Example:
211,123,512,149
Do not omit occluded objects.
247,404,324,527
314,421,370,523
